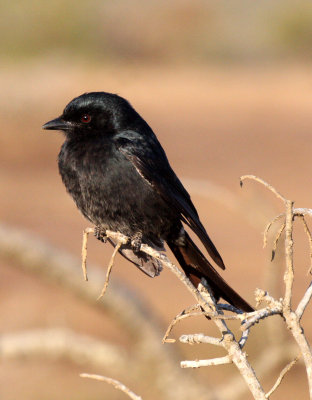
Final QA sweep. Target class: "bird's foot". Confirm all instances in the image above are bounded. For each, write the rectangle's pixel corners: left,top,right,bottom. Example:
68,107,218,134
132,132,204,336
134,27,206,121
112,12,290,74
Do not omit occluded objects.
130,232,143,252
94,226,108,243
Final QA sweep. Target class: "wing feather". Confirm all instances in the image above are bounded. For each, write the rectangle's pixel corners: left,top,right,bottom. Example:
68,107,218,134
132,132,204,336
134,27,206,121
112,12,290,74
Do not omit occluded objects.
115,131,225,270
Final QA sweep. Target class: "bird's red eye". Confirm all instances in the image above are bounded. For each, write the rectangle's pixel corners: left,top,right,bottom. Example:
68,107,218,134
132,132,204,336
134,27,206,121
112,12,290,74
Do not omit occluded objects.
81,114,91,123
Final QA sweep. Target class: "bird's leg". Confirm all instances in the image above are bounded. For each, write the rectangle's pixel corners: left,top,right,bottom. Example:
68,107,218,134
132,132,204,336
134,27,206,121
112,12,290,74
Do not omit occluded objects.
130,231,143,252
94,226,108,243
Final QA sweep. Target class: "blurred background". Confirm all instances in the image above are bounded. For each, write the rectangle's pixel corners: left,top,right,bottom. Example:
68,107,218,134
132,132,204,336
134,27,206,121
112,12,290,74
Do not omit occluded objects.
1,0,312,399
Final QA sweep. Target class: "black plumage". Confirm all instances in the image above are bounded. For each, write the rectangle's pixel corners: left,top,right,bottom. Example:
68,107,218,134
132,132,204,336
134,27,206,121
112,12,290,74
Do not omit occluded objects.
43,92,253,312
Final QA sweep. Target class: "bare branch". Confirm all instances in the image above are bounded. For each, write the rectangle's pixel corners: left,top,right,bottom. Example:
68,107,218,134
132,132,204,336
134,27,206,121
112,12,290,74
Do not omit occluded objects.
241,306,283,331
240,175,287,203
217,343,298,400
296,281,312,320
0,224,210,400
179,333,223,346
300,216,312,275
263,213,285,248
265,355,301,398
271,222,285,261
98,242,122,300
254,289,281,308
181,356,231,369
82,227,94,281
217,303,244,314
80,373,142,400
294,208,312,217
162,305,203,344
1,328,129,373
283,200,294,311
197,284,266,399
238,328,250,349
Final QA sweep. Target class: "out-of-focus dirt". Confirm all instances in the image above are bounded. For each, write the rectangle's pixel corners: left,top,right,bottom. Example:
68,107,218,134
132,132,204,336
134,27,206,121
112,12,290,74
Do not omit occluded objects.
1,62,312,399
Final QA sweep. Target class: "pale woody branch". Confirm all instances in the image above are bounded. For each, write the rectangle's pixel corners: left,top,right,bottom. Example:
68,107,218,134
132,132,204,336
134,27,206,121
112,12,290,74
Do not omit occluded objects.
75,176,312,399
181,356,231,369
296,281,312,320
241,175,312,399
265,356,300,399
80,373,142,400
179,333,223,346
82,228,266,399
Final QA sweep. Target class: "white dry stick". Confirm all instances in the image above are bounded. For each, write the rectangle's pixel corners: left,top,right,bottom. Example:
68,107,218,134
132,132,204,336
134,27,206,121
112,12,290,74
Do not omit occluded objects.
300,215,312,275
240,175,287,203
296,281,312,320
129,241,265,398
179,333,223,346
162,305,205,343
181,356,231,369
80,373,142,400
82,227,94,281
241,176,312,399
263,213,285,248
91,230,266,399
97,242,122,300
241,305,282,331
283,200,294,311
265,356,300,398
283,200,312,398
271,222,285,261
198,284,266,399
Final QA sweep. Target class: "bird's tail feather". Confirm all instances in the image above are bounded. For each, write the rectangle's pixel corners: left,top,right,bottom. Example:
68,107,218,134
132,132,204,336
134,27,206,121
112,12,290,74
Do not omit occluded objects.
167,231,254,312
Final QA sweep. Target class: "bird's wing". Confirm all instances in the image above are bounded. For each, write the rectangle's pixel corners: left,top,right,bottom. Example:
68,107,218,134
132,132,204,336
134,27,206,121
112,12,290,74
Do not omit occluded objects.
115,131,225,270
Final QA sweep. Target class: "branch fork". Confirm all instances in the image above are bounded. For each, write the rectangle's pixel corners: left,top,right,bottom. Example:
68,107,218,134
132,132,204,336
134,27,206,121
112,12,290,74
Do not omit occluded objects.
80,175,312,399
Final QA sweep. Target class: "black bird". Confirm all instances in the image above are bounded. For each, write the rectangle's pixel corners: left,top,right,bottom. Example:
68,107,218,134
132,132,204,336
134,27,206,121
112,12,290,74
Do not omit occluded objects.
43,92,253,312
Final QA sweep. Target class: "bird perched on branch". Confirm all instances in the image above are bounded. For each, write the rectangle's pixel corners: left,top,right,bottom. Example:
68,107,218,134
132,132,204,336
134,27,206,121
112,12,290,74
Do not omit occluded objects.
43,92,253,312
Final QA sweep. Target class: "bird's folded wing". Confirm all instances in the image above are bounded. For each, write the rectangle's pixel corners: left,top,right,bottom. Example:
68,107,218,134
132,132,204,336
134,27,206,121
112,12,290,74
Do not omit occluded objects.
115,131,225,270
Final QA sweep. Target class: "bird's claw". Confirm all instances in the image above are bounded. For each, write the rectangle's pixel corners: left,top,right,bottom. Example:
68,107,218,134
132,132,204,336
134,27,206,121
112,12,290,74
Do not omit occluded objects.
94,226,108,243
130,232,143,252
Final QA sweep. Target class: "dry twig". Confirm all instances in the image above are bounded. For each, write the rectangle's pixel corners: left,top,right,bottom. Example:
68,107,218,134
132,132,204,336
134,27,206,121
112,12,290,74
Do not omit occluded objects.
181,356,231,369
80,373,142,400
162,304,204,344
241,175,312,398
97,242,122,300
263,213,285,249
82,227,94,281
300,215,312,275
1,328,129,373
0,224,209,400
82,229,266,398
265,355,301,398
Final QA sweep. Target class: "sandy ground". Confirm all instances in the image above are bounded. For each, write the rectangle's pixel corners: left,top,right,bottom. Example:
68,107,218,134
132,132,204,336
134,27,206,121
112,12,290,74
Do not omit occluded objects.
1,62,312,399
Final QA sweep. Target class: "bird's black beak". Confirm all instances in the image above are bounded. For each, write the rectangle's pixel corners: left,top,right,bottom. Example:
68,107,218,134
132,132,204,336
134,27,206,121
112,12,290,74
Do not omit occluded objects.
42,117,70,131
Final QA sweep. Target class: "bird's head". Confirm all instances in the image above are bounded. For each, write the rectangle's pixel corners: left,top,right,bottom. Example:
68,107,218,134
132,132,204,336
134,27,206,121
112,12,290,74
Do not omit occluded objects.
42,92,143,139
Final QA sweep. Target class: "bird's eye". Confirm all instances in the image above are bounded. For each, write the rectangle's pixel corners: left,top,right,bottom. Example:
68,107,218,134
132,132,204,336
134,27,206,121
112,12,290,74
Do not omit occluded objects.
81,114,91,123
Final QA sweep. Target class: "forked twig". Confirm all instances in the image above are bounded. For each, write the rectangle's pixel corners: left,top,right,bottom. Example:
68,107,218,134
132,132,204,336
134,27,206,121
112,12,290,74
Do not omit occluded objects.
162,304,204,343
80,373,142,400
241,305,282,331
241,175,312,398
78,175,312,399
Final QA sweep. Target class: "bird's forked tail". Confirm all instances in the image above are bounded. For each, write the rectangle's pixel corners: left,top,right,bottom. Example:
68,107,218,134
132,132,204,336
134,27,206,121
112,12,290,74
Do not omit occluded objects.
168,231,254,313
